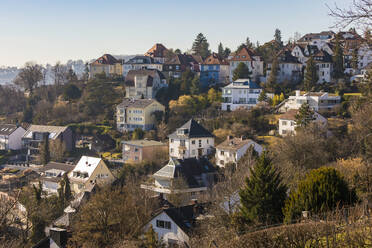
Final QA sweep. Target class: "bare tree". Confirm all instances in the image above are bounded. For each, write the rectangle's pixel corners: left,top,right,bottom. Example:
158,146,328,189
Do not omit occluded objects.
13,62,43,95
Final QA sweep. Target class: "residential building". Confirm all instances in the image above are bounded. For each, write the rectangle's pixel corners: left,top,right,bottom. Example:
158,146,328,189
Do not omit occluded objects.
89,54,123,79
163,54,202,78
229,46,264,81
168,119,214,159
278,109,327,136
141,157,216,200
22,125,73,163
124,69,167,99
221,79,262,111
145,43,168,64
313,50,333,83
37,162,75,195
215,136,263,167
266,50,303,83
291,44,319,64
200,53,229,86
279,90,341,113
143,203,206,247
68,156,114,194
0,124,26,150
297,31,335,48
122,139,168,163
116,99,165,132
122,56,163,77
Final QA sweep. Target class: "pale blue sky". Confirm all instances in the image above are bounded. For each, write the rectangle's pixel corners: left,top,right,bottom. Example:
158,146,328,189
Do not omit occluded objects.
0,0,351,66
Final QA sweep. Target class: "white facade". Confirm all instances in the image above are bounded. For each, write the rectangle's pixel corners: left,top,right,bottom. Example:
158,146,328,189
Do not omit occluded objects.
221,79,262,111
279,111,327,136
279,90,341,113
316,62,332,83
0,126,26,150
266,62,303,83
169,136,214,159
144,212,189,247
229,58,263,81
123,63,163,77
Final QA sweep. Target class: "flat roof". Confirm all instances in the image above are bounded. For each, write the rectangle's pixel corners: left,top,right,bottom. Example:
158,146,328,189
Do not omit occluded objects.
122,139,166,147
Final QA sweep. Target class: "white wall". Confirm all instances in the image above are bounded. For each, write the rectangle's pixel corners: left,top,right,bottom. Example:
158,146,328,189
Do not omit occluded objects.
8,127,26,150
169,137,214,159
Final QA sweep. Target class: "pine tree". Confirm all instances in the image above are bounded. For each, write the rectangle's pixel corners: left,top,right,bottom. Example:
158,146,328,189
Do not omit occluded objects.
238,152,287,225
233,62,252,81
333,34,344,79
192,33,211,59
223,47,231,59
218,42,224,58
351,47,359,71
246,37,254,49
63,173,72,201
274,28,283,46
303,56,318,91
258,90,267,102
39,135,50,165
267,56,279,85
190,76,200,95
295,103,315,128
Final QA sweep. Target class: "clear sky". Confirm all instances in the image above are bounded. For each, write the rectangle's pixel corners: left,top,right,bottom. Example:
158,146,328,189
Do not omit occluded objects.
0,0,351,67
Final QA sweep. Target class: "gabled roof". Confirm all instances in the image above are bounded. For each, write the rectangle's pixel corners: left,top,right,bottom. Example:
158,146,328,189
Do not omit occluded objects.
71,156,102,178
276,50,301,64
168,119,214,139
122,139,166,147
0,124,21,136
229,46,259,62
117,98,162,109
216,137,258,152
297,31,335,43
124,69,165,87
203,53,229,65
145,43,168,58
38,162,75,174
313,50,332,63
91,54,119,65
23,125,68,140
224,79,261,89
125,56,154,64
165,54,202,65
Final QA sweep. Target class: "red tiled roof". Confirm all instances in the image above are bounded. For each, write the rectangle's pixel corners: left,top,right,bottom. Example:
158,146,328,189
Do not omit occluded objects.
229,46,259,62
91,54,119,65
145,43,168,58
203,53,229,65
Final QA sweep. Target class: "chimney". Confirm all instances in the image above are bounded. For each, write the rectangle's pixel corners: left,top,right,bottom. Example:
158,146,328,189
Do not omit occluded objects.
295,90,300,97
50,228,68,248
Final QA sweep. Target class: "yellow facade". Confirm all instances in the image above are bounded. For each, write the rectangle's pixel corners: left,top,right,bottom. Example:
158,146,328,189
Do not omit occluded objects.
90,63,123,79
121,101,165,127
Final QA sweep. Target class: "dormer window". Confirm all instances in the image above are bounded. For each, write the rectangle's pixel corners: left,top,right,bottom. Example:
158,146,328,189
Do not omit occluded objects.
177,128,188,135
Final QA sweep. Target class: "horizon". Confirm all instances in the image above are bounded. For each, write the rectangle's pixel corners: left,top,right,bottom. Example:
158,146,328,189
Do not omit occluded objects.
0,0,352,67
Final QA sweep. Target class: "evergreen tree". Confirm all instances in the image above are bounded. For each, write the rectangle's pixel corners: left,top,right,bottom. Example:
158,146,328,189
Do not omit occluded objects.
258,90,267,102
174,48,182,54
39,135,50,165
30,215,46,244
295,103,315,128
64,173,72,201
190,76,200,95
303,56,318,91
132,128,145,140
351,47,359,71
233,62,252,81
238,152,287,225
223,47,231,59
333,34,345,79
274,28,283,46
246,37,254,49
218,42,224,58
267,56,279,85
192,33,211,59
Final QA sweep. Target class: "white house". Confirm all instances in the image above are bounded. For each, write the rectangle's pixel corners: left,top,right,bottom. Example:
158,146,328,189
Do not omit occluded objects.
221,79,262,111
229,46,264,81
37,162,74,195
168,119,214,160
297,31,335,48
278,109,327,136
313,50,333,83
122,56,163,77
0,124,26,150
266,50,303,83
279,90,341,113
215,136,263,167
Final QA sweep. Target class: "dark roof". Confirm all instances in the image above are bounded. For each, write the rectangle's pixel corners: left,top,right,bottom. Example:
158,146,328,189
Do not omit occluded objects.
277,50,301,64
313,50,332,63
168,119,214,139
145,43,168,58
117,98,161,109
37,162,75,174
165,54,202,65
124,69,165,87
203,53,229,65
0,124,20,136
229,46,260,62
125,56,154,64
91,54,119,65
298,31,335,42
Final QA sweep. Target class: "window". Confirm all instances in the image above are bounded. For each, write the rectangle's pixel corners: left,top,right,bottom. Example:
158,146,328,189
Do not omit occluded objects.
170,139,174,143
220,150,224,155
156,220,171,229
199,140,202,147
170,148,174,153
282,121,287,126
192,140,195,145
134,148,139,152
192,150,195,155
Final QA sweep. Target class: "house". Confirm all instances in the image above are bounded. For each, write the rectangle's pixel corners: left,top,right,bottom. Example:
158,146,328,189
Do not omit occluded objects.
145,43,168,64
291,44,319,64
215,136,263,167
163,54,202,78
143,204,206,247
279,90,341,113
116,99,165,132
124,69,167,99
221,79,262,111
297,31,335,48
122,139,168,163
0,124,26,150
36,162,75,195
266,50,303,83
168,119,214,159
200,53,229,86
229,46,264,81
68,156,114,194
278,109,327,136
122,56,163,77
141,157,216,201
22,125,74,164
89,54,123,79
313,50,333,83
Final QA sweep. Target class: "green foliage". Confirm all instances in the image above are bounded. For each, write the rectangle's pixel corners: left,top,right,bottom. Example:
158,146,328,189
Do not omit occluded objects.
63,83,81,101
284,167,357,223
39,135,50,165
258,90,267,102
295,103,315,128
192,33,211,59
303,56,318,91
351,47,359,71
267,56,279,86
274,28,283,46
233,62,252,81
132,128,145,140
333,34,345,79
217,42,231,58
30,215,46,244
238,152,287,225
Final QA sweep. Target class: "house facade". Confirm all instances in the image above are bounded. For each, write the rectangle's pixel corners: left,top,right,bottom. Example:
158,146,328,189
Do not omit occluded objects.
221,79,262,111
122,56,163,77
266,50,303,83
229,46,264,81
278,109,327,136
68,156,114,194
200,53,229,86
313,50,333,83
163,54,202,79
124,69,167,99
89,54,123,79
37,162,75,195
215,136,263,167
116,99,165,132
145,43,168,64
0,124,26,150
279,90,341,113
122,139,168,163
168,119,214,160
